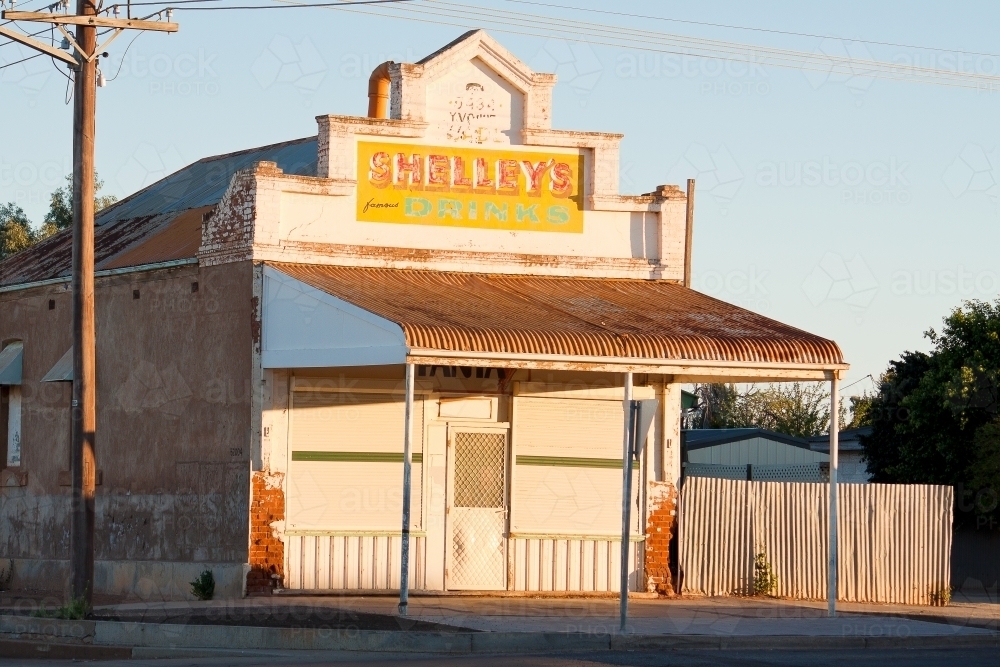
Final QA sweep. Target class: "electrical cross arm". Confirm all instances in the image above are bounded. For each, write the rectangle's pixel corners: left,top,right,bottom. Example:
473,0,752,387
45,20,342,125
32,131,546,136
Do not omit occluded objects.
1,11,178,32
0,23,78,65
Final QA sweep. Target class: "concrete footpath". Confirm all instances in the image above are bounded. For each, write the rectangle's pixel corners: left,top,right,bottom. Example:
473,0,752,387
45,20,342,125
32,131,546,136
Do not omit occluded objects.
0,595,997,659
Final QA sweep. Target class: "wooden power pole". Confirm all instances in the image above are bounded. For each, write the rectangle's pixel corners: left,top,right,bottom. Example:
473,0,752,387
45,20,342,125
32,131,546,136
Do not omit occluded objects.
0,4,177,607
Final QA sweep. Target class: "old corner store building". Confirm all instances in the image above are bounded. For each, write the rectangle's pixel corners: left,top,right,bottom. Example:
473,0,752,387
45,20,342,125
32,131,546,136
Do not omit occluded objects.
0,31,846,599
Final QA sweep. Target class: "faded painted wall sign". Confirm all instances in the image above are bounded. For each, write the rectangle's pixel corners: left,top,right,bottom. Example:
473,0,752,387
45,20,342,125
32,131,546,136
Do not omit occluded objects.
356,141,585,233
445,82,502,144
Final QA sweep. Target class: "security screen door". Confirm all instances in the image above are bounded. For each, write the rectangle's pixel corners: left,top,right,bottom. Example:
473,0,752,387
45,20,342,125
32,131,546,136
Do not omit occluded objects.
446,428,508,590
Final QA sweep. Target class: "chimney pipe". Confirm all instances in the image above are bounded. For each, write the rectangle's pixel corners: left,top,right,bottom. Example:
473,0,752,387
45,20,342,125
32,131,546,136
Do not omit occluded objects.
684,179,695,288
368,61,392,119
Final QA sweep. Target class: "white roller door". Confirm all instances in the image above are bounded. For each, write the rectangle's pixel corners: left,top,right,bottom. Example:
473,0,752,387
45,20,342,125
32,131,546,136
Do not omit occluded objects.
288,390,423,531
512,394,642,536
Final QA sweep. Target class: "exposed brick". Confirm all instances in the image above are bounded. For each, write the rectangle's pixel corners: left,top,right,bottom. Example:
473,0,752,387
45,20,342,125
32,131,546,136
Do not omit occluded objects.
246,471,285,595
644,481,678,596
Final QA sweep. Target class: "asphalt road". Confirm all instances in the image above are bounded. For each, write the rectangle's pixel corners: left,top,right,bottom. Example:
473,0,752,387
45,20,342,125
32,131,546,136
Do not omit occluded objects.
4,648,999,667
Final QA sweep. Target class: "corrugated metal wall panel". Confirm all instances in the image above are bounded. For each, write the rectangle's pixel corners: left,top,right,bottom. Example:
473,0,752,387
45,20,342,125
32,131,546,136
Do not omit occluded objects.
510,538,643,592
287,391,424,530
284,534,426,591
687,438,827,465
678,477,952,605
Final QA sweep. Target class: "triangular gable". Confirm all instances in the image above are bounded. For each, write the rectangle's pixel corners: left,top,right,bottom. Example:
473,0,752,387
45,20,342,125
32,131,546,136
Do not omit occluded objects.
416,29,540,94
391,30,557,144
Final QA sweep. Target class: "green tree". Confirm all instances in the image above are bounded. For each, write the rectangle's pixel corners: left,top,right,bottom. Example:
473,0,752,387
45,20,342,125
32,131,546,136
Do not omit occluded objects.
861,299,1000,526
692,382,843,438
847,391,876,428
0,203,36,261
39,173,117,238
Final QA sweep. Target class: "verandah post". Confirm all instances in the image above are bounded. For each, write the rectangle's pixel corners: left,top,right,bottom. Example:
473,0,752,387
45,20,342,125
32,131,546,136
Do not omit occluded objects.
619,371,634,632
399,362,415,615
828,374,840,617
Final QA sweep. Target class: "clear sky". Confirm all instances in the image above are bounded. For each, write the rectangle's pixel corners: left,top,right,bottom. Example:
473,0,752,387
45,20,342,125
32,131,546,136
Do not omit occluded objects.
2,0,998,395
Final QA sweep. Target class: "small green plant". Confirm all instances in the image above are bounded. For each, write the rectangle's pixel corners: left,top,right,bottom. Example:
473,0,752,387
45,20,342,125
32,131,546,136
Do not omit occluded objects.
930,587,952,606
190,569,215,601
32,596,89,620
0,559,13,591
752,551,779,597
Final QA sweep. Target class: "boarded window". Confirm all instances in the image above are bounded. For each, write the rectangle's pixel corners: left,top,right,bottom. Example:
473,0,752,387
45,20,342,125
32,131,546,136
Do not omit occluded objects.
287,390,424,531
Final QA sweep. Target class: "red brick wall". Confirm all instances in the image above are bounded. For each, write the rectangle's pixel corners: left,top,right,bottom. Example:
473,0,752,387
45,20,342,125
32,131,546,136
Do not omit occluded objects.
246,471,284,595
645,481,677,595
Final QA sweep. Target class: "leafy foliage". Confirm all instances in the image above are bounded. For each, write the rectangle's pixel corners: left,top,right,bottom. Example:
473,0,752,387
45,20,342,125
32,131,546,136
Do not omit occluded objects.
0,174,118,254
190,569,215,600
861,299,1000,527
39,173,117,238
0,203,36,260
752,551,779,596
33,596,89,620
847,392,876,428
691,382,844,438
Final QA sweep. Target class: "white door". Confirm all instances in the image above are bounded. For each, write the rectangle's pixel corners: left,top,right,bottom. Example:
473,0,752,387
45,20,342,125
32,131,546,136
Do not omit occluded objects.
446,428,508,590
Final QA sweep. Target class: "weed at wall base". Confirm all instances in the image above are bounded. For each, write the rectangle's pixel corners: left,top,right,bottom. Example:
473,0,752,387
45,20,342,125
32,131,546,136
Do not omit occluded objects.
753,551,779,597
190,569,215,601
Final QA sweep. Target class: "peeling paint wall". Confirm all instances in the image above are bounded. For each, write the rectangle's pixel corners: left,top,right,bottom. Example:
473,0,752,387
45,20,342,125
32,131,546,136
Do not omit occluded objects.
0,261,255,597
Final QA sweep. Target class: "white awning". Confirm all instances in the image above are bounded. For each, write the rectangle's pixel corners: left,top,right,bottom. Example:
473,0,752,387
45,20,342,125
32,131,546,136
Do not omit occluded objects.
0,341,23,385
42,347,73,383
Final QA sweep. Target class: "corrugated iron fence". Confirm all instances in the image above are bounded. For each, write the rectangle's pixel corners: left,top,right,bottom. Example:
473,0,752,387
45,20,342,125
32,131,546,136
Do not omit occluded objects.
678,477,953,605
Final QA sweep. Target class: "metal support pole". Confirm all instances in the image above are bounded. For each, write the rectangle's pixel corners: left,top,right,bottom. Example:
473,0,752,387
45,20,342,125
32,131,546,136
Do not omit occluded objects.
398,362,415,616
619,371,633,633
827,375,840,617
70,0,98,608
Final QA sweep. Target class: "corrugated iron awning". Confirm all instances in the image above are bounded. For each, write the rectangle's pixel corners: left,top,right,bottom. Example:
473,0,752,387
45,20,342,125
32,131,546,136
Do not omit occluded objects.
269,263,845,370
0,341,23,385
42,348,73,383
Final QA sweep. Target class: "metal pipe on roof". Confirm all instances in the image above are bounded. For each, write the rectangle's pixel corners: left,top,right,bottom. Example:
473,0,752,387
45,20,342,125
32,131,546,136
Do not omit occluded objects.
368,61,392,119
684,179,695,288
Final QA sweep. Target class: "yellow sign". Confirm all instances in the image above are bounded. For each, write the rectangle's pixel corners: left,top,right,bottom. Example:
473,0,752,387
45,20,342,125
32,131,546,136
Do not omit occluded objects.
356,141,585,233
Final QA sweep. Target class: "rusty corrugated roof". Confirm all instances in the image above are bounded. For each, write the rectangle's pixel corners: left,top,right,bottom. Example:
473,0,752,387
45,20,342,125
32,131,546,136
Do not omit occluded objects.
100,205,209,270
0,212,175,287
0,137,317,287
271,263,844,366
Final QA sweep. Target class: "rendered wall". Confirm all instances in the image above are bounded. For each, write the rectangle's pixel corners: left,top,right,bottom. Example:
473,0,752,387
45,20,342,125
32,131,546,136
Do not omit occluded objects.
0,261,254,600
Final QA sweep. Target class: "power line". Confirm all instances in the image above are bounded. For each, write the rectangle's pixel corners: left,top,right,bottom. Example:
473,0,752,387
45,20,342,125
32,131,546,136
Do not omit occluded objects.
309,0,1000,90
424,0,998,81
0,49,42,68
6,0,999,91
0,1,406,62
124,0,414,8
107,0,234,5
106,27,140,80
841,374,876,392
1,23,57,49
503,0,1000,60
